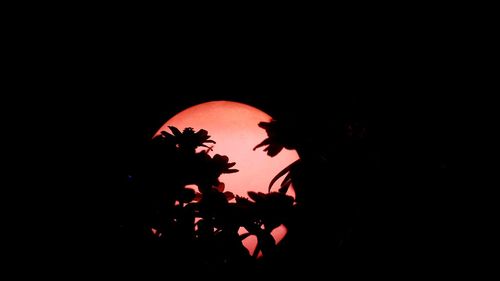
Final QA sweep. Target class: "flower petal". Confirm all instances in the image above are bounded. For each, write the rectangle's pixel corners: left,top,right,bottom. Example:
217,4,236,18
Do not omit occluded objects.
168,126,183,137
224,191,235,201
216,182,225,192
253,138,271,151
266,145,284,157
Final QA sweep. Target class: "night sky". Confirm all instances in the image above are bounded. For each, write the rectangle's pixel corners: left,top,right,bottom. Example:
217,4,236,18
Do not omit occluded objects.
14,17,484,278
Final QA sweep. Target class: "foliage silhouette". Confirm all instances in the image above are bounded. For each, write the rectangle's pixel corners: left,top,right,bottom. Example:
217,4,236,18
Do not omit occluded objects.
113,94,454,277
118,106,376,277
121,126,297,273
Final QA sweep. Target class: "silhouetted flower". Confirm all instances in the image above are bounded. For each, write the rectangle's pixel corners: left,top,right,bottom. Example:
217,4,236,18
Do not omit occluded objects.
247,191,294,231
211,154,238,175
253,120,298,157
159,126,216,152
253,120,304,195
193,153,239,191
125,124,301,267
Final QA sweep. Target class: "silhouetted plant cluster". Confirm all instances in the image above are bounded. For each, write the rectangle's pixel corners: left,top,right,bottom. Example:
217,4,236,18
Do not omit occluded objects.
120,114,369,275
124,126,295,269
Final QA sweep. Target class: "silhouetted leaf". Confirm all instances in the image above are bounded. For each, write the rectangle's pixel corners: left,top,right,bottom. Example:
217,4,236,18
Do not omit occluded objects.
216,182,225,192
257,121,272,129
278,182,291,194
216,155,228,162
253,138,271,151
279,172,293,194
257,232,276,257
248,191,265,202
252,244,261,259
268,159,300,192
281,170,292,187
264,144,284,157
168,126,182,137
160,130,174,138
224,191,235,201
239,233,253,241
247,191,258,202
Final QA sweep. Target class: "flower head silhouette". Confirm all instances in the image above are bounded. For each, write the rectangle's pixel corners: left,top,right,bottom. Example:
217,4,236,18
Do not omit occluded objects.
159,126,216,152
211,154,239,175
194,153,239,192
253,120,299,157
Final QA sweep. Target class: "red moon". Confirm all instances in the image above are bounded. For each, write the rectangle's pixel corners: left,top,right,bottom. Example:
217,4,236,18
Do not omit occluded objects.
155,101,299,256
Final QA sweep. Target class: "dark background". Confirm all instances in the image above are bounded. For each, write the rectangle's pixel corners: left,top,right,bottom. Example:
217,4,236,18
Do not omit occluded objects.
11,13,488,277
